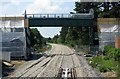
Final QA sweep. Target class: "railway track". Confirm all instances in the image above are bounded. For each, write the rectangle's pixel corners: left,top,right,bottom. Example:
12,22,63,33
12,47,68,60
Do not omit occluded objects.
56,68,77,79
56,47,77,79
6,44,100,78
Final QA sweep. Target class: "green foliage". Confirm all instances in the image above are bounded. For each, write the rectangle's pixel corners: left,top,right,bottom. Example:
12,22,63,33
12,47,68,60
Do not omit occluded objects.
104,45,113,52
30,28,46,50
74,2,120,18
104,45,120,61
89,46,119,77
59,27,69,44
52,26,90,47
52,34,59,43
90,56,118,73
103,56,110,60
115,49,120,61
104,45,113,55
46,37,52,43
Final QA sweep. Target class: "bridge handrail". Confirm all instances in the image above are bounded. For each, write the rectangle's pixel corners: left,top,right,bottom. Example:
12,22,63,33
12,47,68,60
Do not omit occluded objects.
26,14,72,18
26,13,94,19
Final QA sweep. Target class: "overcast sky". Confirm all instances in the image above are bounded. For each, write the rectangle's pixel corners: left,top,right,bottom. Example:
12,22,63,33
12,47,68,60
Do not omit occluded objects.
0,0,77,38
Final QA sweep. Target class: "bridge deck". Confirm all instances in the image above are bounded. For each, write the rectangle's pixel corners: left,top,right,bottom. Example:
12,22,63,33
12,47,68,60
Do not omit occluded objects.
26,13,94,27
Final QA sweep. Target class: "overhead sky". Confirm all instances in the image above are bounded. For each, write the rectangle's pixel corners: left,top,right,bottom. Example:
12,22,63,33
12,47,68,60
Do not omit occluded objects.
31,27,61,38
0,0,77,38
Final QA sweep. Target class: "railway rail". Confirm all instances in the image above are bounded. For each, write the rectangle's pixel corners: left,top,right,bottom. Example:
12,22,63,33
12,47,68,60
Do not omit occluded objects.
56,51,77,79
56,68,77,79
6,44,100,78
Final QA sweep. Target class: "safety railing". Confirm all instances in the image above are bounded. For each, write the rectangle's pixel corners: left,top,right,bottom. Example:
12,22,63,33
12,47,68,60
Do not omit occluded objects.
26,13,94,19
26,14,72,18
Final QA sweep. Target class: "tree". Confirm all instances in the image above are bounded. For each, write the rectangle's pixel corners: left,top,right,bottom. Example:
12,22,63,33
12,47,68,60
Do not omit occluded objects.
59,27,68,44
52,34,59,43
46,37,52,43
30,28,46,49
97,2,120,18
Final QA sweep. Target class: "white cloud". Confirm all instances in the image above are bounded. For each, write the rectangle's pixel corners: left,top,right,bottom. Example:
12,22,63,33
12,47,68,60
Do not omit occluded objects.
0,6,3,15
0,0,75,15
0,0,20,15
25,0,75,14
10,0,20,5
26,0,61,14
1,0,21,5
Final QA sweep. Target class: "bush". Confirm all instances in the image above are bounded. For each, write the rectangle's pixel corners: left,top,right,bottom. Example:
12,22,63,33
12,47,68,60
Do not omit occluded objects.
104,45,120,61
104,45,113,52
90,56,102,68
103,45,113,55
114,49,120,61
90,55,118,73
99,65,107,72
103,56,110,60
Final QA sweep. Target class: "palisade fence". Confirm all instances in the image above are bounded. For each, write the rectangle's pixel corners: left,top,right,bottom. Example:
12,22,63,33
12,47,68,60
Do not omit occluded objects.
98,18,120,51
1,32,26,59
99,32,117,51
0,16,27,60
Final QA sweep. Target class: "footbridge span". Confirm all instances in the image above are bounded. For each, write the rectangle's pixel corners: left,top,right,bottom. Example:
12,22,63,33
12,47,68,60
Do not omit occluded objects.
24,9,94,27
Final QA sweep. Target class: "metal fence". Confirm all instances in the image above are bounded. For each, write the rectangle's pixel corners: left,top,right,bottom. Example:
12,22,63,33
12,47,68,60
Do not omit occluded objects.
0,17,27,60
98,18,120,51
0,31,26,59
26,13,94,19
26,14,72,18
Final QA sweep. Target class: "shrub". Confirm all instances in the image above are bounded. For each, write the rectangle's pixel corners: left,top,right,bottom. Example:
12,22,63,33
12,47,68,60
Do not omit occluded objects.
114,49,120,61
104,45,120,61
103,56,110,60
104,45,113,53
99,65,107,72
90,55,118,73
